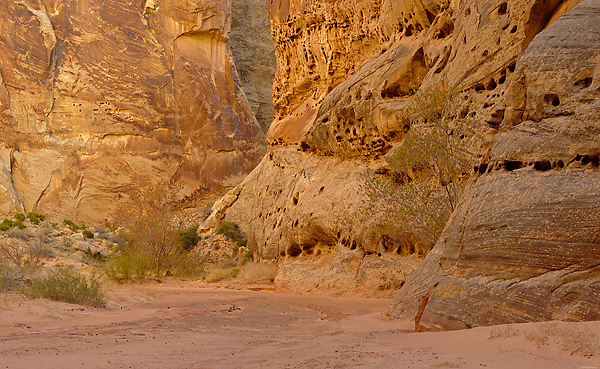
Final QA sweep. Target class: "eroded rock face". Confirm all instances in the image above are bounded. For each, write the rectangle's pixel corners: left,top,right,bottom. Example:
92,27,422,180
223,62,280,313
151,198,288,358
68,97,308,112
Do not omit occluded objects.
384,0,599,330
0,0,268,223
229,0,277,133
217,0,559,296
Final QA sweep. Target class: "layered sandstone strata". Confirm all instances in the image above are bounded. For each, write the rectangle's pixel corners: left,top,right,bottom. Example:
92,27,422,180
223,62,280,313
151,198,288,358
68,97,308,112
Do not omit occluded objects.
0,0,270,223
384,0,599,330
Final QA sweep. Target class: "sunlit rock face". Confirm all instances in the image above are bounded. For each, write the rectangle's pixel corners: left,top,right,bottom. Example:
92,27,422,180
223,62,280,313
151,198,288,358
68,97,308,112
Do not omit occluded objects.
385,0,600,330
0,0,268,224
218,0,597,306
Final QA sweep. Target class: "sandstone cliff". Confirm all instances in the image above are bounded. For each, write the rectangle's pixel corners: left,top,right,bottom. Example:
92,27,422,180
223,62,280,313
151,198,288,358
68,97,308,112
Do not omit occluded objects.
0,0,273,223
211,0,597,306
385,0,599,330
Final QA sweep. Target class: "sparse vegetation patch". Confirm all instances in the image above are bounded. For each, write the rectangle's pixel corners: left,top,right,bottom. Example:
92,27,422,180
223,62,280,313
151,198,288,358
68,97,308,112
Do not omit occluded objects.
27,265,106,308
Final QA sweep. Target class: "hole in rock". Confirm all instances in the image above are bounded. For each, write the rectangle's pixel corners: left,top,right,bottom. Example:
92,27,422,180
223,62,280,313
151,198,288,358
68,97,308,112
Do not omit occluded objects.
575,77,593,88
478,163,488,174
487,79,497,90
319,186,325,194
292,192,299,205
510,26,517,33
503,160,523,171
474,83,485,93
556,160,564,168
425,9,435,24
534,160,551,171
302,244,315,255
507,61,516,73
544,94,560,106
287,244,302,257
581,155,600,167
498,2,508,14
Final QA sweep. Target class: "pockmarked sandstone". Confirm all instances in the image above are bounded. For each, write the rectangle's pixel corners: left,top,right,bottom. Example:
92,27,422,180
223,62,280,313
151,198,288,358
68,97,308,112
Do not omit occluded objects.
0,0,271,224
212,0,597,310
384,0,599,330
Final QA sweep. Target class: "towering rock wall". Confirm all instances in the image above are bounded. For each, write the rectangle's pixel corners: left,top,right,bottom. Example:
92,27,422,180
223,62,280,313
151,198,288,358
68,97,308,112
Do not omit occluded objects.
229,0,277,133
0,0,270,224
217,0,596,305
385,0,599,331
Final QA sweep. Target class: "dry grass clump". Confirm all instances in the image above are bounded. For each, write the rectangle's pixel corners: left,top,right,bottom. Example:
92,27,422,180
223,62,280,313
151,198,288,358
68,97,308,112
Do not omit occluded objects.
238,262,278,283
488,325,521,339
559,326,599,355
204,261,277,284
431,361,461,368
490,322,599,356
205,259,239,282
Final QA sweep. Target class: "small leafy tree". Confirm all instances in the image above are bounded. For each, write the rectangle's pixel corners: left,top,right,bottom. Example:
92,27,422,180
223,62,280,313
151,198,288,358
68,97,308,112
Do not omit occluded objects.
360,87,477,253
113,180,183,278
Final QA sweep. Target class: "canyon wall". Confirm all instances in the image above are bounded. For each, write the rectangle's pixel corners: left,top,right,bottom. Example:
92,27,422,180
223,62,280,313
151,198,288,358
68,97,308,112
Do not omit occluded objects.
0,0,272,224
384,0,599,330
214,0,598,311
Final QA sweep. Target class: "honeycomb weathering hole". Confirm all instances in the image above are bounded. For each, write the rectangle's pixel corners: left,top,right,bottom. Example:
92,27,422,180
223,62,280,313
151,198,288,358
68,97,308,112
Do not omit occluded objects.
498,2,508,14
544,93,560,106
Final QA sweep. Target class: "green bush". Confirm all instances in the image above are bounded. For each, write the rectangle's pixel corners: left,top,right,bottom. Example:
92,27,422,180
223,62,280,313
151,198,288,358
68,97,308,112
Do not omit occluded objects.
82,229,94,239
0,261,11,291
0,219,13,232
63,219,88,232
216,221,247,248
177,225,199,251
359,87,477,254
14,213,26,222
14,220,26,230
28,265,106,308
105,251,155,283
27,212,45,225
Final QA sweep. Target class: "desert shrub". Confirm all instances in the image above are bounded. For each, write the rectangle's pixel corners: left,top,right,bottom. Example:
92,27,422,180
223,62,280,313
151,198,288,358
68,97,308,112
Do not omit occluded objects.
63,219,86,232
14,221,26,230
169,251,205,278
205,264,240,282
0,261,11,291
360,87,477,254
216,222,247,248
26,212,45,225
0,219,13,231
28,265,106,308
238,262,277,283
177,225,199,251
14,213,26,222
240,247,254,264
105,251,155,283
92,227,111,240
112,179,184,278
0,237,46,272
82,229,94,239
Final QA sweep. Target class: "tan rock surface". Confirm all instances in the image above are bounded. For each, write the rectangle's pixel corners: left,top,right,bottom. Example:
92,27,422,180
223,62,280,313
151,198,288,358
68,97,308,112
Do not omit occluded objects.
222,0,568,297
229,0,277,133
384,0,600,330
0,0,267,224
